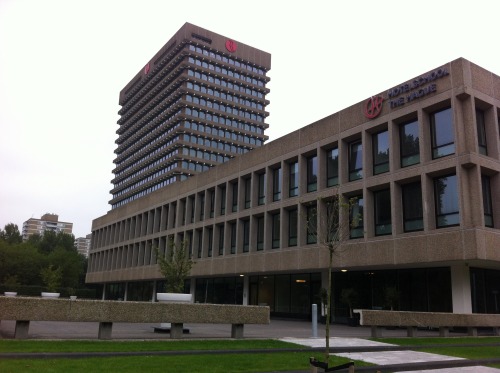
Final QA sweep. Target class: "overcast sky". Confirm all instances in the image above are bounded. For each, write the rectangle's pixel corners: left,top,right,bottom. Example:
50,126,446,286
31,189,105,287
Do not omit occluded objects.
1,0,499,238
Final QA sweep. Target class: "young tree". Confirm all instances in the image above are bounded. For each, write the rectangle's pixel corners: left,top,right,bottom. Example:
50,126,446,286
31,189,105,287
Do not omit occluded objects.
308,191,360,365
155,238,194,293
40,264,63,292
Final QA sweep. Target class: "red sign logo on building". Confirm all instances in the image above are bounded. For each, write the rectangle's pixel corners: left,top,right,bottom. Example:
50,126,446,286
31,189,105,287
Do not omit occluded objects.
144,63,150,74
364,96,384,119
225,39,237,53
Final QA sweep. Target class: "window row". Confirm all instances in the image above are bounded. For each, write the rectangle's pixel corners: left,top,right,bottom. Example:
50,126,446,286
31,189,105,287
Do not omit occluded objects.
116,96,185,156
113,162,178,198
182,137,249,156
100,172,496,251
187,57,266,95
187,69,265,122
185,95,264,123
111,176,177,209
184,127,261,148
184,99,264,135
115,148,180,187
186,85,263,110
188,44,266,76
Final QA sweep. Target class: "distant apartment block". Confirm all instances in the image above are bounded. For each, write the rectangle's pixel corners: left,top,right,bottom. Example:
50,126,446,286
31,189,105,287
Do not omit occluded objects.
75,234,92,257
22,213,73,241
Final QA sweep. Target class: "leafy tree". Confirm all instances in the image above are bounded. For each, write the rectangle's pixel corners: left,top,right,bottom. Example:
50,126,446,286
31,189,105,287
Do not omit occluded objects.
38,230,75,254
40,264,63,292
0,240,44,285
307,191,360,365
0,223,22,244
154,238,194,293
47,247,86,289
0,226,87,290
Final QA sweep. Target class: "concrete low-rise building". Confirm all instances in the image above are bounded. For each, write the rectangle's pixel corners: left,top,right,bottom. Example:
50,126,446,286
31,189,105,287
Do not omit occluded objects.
87,57,500,322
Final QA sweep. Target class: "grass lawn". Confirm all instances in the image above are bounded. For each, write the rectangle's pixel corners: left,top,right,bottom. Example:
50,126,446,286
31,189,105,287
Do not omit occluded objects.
0,339,370,373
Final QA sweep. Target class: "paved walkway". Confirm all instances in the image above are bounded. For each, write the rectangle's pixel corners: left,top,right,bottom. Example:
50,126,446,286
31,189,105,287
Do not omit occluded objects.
1,319,499,372
282,337,500,372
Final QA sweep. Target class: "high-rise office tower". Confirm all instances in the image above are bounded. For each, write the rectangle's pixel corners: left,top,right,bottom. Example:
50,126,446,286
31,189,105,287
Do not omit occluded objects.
110,23,271,209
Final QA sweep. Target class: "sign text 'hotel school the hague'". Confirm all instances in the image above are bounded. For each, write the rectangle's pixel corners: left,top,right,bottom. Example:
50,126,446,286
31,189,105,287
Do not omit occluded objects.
364,66,450,120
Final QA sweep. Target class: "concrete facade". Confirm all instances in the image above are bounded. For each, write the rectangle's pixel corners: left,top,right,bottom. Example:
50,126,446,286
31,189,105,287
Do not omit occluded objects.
87,58,500,319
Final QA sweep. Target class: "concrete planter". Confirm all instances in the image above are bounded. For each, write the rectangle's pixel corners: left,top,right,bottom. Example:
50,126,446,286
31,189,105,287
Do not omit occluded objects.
156,293,193,330
156,293,193,303
41,292,60,298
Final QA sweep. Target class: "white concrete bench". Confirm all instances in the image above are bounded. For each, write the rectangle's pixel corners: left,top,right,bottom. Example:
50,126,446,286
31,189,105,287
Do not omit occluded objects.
354,309,500,338
0,296,269,340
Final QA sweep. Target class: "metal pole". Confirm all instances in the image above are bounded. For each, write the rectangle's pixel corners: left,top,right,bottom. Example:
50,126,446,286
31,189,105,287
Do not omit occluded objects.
312,303,318,338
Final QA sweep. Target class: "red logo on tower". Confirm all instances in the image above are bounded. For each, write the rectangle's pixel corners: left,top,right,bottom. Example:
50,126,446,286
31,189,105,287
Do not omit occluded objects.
144,63,150,74
364,96,384,119
225,39,237,53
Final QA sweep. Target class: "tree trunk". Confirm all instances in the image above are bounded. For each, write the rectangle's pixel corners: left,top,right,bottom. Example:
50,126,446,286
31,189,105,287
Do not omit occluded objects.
325,249,333,364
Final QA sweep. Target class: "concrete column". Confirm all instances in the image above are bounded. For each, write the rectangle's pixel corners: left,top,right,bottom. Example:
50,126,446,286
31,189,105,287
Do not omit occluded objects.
152,281,157,303
15,320,30,339
451,264,472,313
124,282,128,301
98,322,113,340
190,278,196,300
242,275,249,305
231,324,244,338
170,323,183,338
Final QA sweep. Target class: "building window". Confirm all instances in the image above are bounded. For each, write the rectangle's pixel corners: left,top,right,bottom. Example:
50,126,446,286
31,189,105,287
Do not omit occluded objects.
434,174,459,228
400,119,420,167
218,225,224,255
207,228,213,257
431,107,455,159
256,216,264,250
374,189,391,236
349,140,363,181
272,213,280,249
231,182,238,212
243,220,250,252
199,193,205,221
258,173,266,205
482,175,494,227
244,178,251,209
326,147,339,187
220,186,226,215
209,189,215,218
273,167,282,201
197,230,203,258
373,130,389,175
289,162,299,197
230,222,237,254
402,182,423,232
188,197,195,223
306,205,317,244
307,155,318,192
350,195,364,238
288,208,298,247
476,109,487,155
